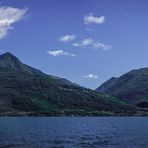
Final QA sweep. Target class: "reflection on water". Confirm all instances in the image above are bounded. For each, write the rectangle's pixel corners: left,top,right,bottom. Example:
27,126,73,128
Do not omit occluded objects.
0,117,148,148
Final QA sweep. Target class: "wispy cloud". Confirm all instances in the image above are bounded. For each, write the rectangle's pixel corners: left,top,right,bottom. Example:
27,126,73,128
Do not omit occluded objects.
0,6,28,39
47,50,76,57
82,74,98,79
72,38,93,47
0,49,4,53
83,13,105,25
81,38,94,46
72,38,111,50
93,42,111,51
85,27,95,32
59,34,76,42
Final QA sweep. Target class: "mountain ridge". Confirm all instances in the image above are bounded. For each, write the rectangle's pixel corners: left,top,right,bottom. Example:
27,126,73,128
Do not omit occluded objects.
0,52,45,76
0,52,79,87
96,67,148,107
0,52,138,116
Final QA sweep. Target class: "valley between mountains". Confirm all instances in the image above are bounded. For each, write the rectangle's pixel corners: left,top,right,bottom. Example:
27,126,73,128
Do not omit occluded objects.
0,52,147,116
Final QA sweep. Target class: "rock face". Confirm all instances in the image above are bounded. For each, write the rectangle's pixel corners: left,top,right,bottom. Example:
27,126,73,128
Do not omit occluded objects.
96,68,148,106
0,52,136,116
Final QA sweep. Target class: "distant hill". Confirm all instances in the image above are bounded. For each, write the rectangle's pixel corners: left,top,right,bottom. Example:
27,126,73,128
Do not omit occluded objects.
96,68,148,108
0,52,137,116
96,77,118,93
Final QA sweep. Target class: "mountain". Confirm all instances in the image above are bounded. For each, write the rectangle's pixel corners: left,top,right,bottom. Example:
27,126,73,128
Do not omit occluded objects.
0,52,137,116
0,52,44,76
96,77,118,93
96,68,148,107
0,52,78,86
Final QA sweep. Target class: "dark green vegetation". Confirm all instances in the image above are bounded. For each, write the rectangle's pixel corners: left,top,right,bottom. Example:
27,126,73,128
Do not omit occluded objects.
96,68,148,109
0,52,138,116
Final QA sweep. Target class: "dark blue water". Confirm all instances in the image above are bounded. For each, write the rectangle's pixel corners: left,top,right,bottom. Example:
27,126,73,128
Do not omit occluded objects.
0,117,148,148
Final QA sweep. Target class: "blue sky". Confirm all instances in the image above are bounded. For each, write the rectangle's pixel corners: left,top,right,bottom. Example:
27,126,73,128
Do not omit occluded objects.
0,0,148,89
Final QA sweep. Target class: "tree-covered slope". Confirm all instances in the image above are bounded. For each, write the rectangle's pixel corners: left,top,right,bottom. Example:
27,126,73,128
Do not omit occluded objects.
96,68,148,106
0,52,136,116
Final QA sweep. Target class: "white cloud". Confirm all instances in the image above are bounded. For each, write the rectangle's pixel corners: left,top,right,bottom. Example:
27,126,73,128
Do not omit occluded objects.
82,74,98,79
85,27,95,32
0,6,28,39
72,43,79,47
81,38,93,46
47,50,76,57
72,38,111,50
83,13,105,25
72,38,93,47
93,42,111,51
59,34,76,42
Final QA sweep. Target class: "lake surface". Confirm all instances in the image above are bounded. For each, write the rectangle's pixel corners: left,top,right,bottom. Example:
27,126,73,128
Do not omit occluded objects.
0,117,148,148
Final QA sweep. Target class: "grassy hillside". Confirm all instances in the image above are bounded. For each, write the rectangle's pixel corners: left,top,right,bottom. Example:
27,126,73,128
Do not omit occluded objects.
96,68,148,107
0,68,137,116
0,53,137,116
